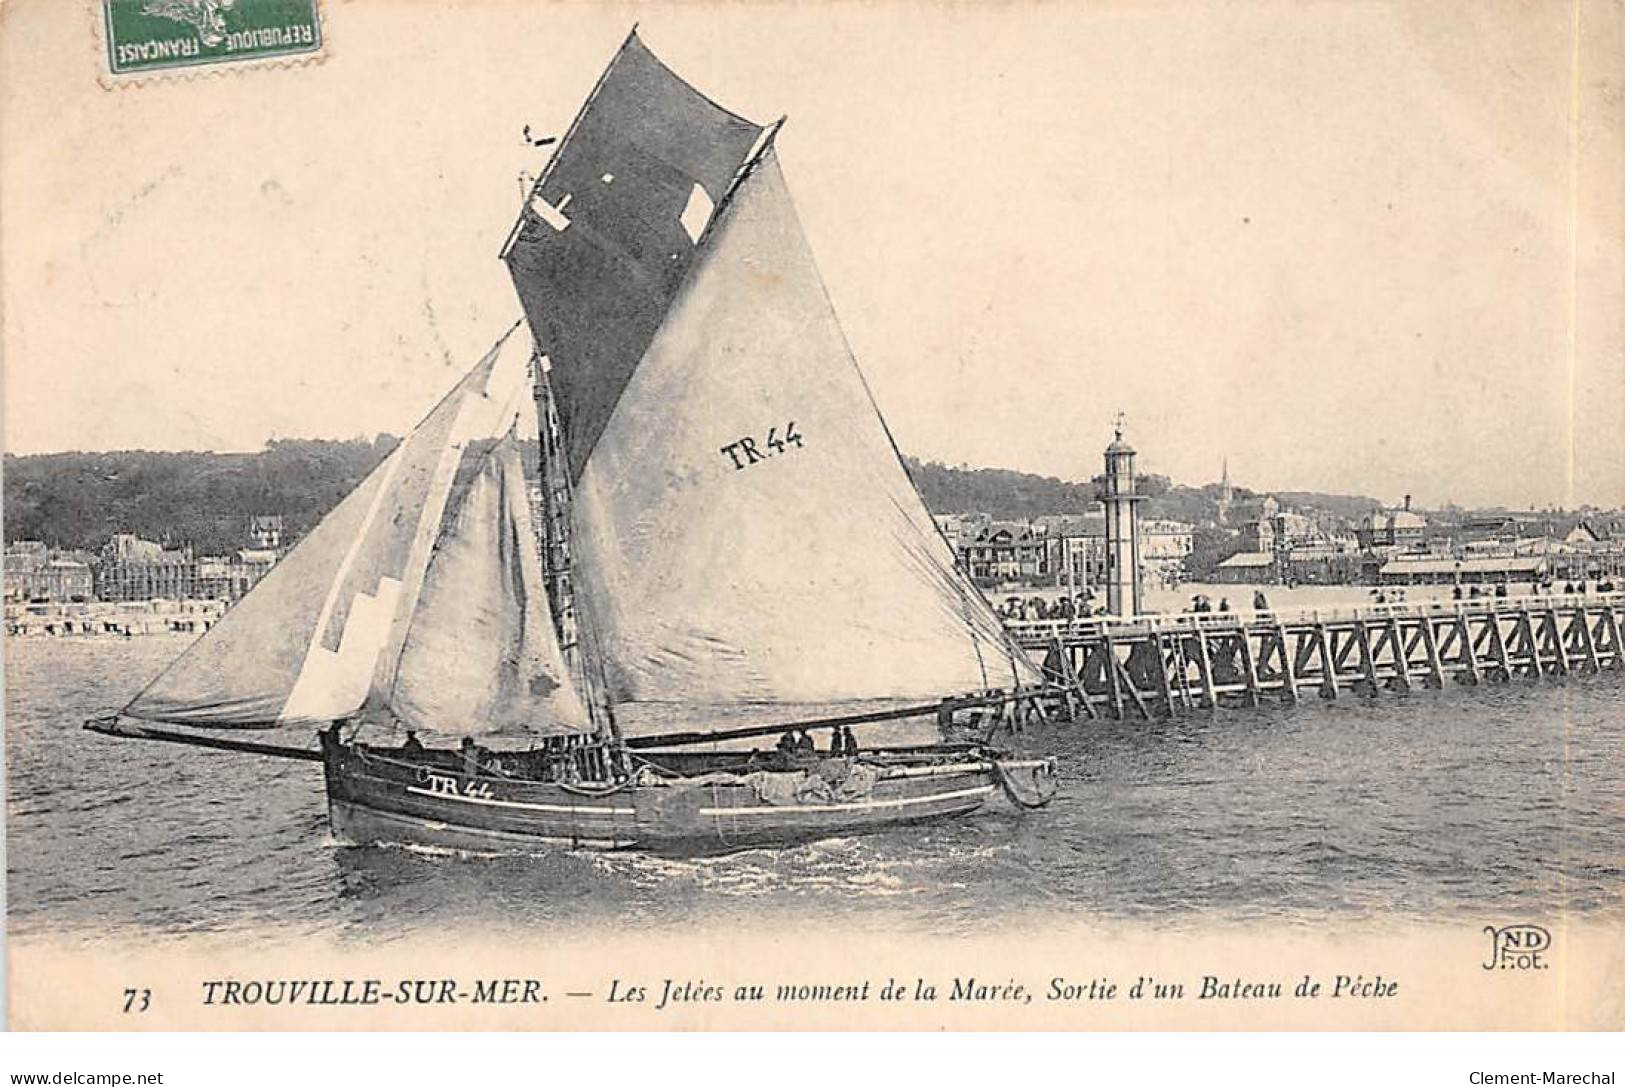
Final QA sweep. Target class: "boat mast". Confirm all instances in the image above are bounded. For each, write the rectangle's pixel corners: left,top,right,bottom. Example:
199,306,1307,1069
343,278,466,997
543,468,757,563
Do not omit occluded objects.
531,353,621,743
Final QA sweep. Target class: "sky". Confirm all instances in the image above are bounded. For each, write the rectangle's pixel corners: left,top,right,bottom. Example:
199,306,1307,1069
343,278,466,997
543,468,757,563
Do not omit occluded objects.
2,0,1621,510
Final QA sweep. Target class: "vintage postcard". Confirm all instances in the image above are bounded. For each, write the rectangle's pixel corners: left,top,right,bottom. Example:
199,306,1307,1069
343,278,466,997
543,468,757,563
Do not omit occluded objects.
3,0,1621,1035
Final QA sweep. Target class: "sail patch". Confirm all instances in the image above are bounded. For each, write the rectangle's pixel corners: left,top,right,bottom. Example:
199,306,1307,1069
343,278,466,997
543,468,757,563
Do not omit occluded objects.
531,193,573,233
679,183,713,243
279,577,402,722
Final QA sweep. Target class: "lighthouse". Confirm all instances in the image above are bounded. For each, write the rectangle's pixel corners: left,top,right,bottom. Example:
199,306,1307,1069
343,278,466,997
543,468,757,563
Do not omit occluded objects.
1100,414,1145,617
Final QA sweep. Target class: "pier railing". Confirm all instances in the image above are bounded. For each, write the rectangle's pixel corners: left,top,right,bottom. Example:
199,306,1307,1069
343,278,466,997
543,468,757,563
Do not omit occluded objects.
1005,591,1625,639
1001,591,1625,720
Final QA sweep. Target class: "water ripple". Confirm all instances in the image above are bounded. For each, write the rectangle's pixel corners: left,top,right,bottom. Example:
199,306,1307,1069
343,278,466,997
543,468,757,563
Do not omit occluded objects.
7,637,1625,940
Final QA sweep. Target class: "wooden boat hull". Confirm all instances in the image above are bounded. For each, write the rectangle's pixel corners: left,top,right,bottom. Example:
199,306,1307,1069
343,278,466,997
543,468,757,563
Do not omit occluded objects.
322,742,1015,854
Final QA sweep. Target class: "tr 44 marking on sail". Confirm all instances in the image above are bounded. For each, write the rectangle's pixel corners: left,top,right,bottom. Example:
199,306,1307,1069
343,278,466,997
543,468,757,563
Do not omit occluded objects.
102,0,323,77
720,422,804,471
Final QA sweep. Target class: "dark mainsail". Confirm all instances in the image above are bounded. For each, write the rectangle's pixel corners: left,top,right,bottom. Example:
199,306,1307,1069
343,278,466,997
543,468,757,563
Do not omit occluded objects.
501,30,767,481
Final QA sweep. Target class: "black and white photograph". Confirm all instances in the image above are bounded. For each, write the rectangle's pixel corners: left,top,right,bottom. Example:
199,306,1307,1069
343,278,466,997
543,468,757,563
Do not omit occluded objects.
2,0,1621,1044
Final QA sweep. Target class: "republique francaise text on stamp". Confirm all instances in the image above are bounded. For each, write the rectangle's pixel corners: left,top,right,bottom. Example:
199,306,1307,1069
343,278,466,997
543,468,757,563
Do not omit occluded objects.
101,0,321,77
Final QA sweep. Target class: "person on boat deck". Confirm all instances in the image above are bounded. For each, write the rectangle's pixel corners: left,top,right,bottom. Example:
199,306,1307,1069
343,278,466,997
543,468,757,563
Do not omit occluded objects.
1218,597,1231,612
777,731,797,755
459,736,488,776
839,725,860,757
402,731,425,754
794,730,815,753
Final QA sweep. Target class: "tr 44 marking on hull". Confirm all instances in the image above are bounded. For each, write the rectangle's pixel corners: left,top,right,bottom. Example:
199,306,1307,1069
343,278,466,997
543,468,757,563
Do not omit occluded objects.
419,770,493,800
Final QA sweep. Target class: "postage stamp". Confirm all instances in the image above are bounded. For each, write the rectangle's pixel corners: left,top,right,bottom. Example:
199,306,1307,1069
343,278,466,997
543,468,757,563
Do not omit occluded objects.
101,0,322,77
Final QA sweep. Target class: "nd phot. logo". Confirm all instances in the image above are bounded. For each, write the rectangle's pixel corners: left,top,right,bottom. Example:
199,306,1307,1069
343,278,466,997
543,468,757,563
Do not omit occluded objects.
1483,924,1551,971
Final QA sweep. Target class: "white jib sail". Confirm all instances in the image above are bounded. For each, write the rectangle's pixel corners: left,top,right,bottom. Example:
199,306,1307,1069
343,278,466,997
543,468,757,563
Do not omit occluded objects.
387,431,592,736
124,327,546,727
568,147,1040,714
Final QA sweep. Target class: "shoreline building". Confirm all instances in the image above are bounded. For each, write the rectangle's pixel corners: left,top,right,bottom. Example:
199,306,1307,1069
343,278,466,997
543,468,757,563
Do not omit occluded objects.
958,520,1051,583
1357,496,1427,551
1216,496,1362,585
95,516,285,603
249,515,284,550
3,541,95,603
96,535,197,602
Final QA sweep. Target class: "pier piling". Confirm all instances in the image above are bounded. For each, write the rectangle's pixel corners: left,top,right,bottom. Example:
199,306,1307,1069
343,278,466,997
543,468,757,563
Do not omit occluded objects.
1007,593,1625,721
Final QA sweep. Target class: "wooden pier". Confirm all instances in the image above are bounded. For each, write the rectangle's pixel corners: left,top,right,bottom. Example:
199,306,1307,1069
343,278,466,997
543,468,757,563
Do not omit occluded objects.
1004,592,1625,720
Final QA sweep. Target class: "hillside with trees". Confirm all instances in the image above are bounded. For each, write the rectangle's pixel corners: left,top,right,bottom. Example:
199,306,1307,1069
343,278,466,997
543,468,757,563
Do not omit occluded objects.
3,439,397,553
903,459,1102,520
907,458,1248,525
5,444,1388,554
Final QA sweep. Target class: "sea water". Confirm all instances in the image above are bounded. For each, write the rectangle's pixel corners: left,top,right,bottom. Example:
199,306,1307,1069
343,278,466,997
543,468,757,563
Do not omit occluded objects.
6,635,1622,941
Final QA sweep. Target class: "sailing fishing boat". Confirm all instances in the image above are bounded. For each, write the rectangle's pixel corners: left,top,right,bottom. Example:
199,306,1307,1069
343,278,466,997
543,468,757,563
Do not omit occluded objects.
87,31,1059,853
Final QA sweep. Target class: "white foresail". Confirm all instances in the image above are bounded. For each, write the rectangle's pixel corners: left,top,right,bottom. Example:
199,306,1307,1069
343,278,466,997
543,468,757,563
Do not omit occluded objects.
568,147,1040,717
124,327,547,728
387,432,592,736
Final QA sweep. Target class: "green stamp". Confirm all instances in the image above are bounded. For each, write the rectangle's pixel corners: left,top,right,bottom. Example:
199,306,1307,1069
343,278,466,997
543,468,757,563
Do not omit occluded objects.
103,0,323,76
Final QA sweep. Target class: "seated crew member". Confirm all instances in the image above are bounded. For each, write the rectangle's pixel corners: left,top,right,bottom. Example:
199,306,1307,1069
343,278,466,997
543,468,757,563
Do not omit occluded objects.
794,730,815,753
402,731,425,754
777,731,798,755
